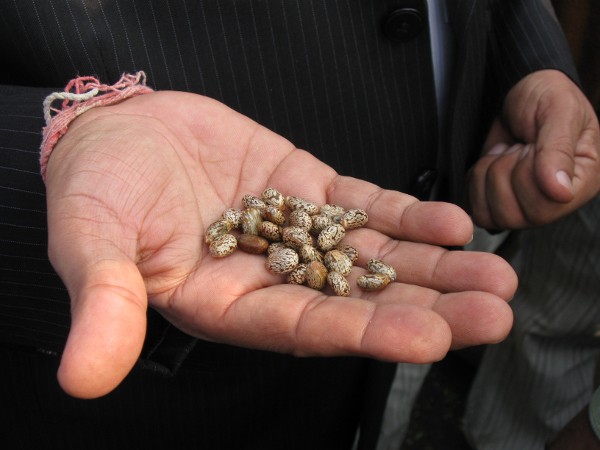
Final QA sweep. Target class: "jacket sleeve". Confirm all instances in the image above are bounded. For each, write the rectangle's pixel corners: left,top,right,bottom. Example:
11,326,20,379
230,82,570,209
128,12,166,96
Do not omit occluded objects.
486,0,580,108
0,85,68,353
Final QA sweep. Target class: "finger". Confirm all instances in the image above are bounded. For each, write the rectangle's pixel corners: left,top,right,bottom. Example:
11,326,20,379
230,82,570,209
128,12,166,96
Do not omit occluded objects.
343,230,518,300
467,149,500,228
265,150,473,245
485,144,533,229
533,93,584,203
351,273,515,349
170,242,455,362
510,142,599,226
468,118,516,228
344,268,514,349
58,261,147,399
326,176,474,246
535,114,600,211
570,120,600,200
469,144,529,229
185,278,511,363
474,139,597,228
48,227,147,399
432,291,513,349
481,118,516,153
204,284,454,363
173,230,515,361
511,144,576,225
468,143,519,230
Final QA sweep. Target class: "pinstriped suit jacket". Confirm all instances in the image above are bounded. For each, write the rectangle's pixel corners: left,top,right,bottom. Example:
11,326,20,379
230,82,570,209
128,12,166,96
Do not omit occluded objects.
0,1,577,448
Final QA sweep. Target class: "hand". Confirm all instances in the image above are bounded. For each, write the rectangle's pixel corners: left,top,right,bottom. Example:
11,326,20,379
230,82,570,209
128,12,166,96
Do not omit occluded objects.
45,91,516,399
468,70,600,230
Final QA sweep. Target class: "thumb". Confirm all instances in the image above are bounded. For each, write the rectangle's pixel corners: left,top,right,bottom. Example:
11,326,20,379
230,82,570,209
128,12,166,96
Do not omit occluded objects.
503,71,586,204
533,95,581,203
53,248,147,399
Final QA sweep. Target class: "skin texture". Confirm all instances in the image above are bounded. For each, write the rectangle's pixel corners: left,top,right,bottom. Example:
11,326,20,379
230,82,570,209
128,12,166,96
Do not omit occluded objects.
468,70,600,230
46,91,516,399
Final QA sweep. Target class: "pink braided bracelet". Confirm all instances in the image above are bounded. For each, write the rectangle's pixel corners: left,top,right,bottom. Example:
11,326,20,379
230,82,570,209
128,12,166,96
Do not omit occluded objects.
40,71,154,181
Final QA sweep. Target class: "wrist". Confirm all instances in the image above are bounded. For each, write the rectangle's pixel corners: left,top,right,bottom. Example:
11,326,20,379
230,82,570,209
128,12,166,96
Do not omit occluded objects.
40,72,153,181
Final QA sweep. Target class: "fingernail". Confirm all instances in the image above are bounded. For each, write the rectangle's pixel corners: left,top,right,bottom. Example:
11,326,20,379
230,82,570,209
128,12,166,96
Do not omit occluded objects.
505,144,522,155
556,170,573,192
487,143,509,155
519,144,532,160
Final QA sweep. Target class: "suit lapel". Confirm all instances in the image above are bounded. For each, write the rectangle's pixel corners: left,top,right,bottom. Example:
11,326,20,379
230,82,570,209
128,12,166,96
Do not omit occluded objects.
440,0,492,205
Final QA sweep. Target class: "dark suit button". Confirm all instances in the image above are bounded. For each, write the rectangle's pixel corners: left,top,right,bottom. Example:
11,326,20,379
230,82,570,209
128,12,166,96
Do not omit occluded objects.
383,8,424,42
411,169,437,199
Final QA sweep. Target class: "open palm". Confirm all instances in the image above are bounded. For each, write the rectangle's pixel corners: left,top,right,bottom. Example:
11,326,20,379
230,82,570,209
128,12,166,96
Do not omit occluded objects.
45,91,516,398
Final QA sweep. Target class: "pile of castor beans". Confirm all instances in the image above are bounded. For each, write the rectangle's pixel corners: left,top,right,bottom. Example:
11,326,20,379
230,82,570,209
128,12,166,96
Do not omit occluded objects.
205,187,396,297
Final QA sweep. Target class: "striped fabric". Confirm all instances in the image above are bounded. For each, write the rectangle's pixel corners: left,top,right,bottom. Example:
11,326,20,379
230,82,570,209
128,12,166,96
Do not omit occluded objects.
0,86,68,349
1,0,440,193
464,194,600,449
380,196,600,450
0,1,579,448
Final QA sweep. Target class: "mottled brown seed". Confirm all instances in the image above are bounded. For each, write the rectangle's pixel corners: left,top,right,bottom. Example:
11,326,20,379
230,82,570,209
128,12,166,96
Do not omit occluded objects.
299,244,324,264
242,194,267,210
282,226,313,249
356,273,391,291
285,195,320,215
336,243,359,263
320,204,346,218
265,247,299,274
209,233,238,258
367,259,397,281
241,207,263,235
323,249,353,276
309,214,332,235
317,223,346,251
237,234,269,254
205,219,234,244
262,187,285,210
267,242,288,255
289,209,313,231
261,205,286,225
327,271,350,297
259,221,282,241
305,261,328,290
286,263,307,285
222,208,243,228
339,209,368,230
